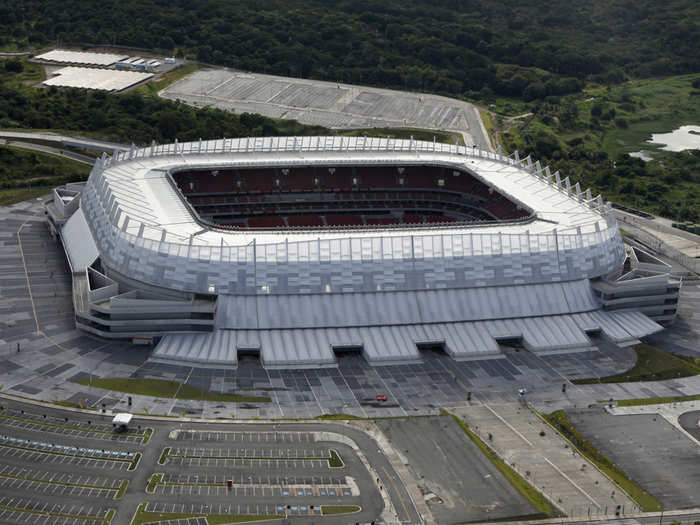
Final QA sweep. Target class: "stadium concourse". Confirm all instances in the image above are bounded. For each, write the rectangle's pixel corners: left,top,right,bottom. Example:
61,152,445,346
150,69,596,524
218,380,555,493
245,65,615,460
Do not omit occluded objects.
45,136,678,372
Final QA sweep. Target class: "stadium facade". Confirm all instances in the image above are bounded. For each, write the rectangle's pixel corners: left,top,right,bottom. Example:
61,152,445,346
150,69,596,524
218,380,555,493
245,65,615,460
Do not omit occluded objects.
47,136,679,368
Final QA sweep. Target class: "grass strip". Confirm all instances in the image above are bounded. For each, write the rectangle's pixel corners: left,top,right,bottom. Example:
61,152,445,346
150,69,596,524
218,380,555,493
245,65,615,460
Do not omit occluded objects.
134,62,199,94
52,400,97,410
615,393,700,407
115,479,129,500
321,505,360,515
0,411,145,438
443,410,561,518
74,377,271,403
129,452,142,471
573,344,700,384
158,447,170,465
141,428,153,444
315,413,363,420
145,473,162,494
543,410,663,511
131,502,282,525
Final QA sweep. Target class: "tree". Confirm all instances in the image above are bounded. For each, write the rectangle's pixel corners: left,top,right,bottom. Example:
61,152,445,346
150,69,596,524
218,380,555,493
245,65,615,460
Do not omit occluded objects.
3,59,22,73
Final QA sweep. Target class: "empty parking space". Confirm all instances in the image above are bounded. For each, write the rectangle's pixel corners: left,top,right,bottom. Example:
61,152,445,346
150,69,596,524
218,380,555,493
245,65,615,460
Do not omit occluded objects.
153,472,350,498
145,501,320,516
153,484,348,498
566,408,700,509
165,456,329,469
175,431,314,443
169,447,327,458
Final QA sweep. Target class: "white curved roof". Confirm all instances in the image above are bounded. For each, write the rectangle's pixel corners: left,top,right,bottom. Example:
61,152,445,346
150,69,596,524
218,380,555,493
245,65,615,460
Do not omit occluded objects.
94,136,607,247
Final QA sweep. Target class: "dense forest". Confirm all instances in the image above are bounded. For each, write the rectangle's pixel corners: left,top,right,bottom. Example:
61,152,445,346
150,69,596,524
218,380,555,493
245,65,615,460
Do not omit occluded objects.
1,0,699,101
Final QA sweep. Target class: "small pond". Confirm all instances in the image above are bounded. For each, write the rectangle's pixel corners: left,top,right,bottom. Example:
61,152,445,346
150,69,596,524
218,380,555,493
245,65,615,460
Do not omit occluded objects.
647,125,700,152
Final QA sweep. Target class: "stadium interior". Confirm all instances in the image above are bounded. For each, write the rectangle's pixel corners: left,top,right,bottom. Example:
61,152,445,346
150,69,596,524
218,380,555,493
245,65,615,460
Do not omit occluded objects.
171,165,532,229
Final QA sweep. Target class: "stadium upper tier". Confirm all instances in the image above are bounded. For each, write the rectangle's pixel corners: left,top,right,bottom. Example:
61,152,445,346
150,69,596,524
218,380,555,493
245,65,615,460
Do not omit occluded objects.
170,164,530,228
76,136,624,296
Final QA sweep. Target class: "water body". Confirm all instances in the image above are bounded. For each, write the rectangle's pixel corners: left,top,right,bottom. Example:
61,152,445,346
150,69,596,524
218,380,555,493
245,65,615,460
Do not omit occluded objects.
648,125,700,152
629,151,653,162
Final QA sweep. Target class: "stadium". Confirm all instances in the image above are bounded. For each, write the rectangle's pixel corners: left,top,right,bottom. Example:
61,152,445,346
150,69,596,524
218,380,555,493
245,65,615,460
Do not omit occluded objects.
47,136,678,368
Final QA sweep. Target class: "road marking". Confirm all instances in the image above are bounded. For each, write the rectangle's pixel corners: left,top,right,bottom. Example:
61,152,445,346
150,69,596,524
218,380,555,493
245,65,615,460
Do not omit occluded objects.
543,457,600,508
483,404,533,446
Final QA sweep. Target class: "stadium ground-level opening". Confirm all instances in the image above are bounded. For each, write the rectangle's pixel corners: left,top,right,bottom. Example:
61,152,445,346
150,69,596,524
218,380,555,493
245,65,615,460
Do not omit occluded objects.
46,136,679,369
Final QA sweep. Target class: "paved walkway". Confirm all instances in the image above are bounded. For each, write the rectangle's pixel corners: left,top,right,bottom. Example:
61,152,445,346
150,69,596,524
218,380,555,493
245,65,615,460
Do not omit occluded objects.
449,403,637,517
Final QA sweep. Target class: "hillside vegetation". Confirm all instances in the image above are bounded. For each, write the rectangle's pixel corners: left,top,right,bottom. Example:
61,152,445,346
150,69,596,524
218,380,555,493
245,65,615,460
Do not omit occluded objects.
1,0,698,103
500,74,700,221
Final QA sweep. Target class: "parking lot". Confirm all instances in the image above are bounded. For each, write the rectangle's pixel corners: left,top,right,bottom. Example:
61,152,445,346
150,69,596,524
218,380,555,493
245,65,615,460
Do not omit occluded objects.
0,408,147,444
0,395,389,525
565,408,700,509
0,438,138,471
376,416,535,524
0,464,123,499
159,69,487,148
0,496,111,524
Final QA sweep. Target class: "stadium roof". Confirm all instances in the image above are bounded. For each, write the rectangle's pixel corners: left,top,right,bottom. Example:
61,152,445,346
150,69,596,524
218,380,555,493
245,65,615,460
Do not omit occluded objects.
92,136,607,248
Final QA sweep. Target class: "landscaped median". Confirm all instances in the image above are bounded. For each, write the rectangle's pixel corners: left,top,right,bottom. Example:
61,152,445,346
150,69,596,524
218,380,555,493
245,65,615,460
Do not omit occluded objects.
73,377,271,403
441,409,562,518
542,410,663,511
320,505,360,515
130,503,281,525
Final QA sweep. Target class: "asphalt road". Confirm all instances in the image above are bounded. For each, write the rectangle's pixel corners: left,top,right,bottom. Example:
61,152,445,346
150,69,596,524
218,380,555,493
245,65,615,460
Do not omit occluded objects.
0,130,129,153
0,138,94,165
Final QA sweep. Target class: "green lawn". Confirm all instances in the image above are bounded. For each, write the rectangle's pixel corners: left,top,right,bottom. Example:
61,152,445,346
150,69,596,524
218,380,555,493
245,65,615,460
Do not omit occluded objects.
73,377,271,403
133,62,199,95
573,344,700,384
443,410,561,518
597,74,700,159
0,187,52,206
543,410,663,511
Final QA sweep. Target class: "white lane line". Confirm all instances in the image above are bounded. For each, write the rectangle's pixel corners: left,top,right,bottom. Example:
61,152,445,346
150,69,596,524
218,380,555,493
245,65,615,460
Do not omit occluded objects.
543,456,600,508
